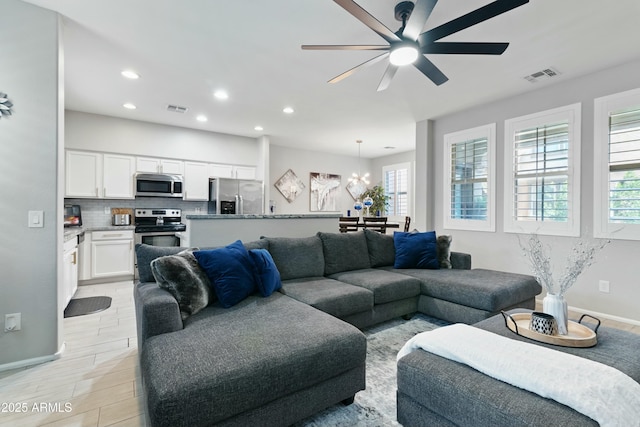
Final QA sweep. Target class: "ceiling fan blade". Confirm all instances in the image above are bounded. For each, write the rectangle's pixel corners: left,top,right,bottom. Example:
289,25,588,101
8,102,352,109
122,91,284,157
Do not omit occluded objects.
334,0,401,44
302,45,390,51
328,52,389,84
413,55,448,86
377,64,399,91
421,42,509,55
418,0,528,45
403,0,438,41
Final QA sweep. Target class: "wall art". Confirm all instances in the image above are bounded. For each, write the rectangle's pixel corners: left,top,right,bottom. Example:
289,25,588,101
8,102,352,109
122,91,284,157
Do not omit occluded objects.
346,180,367,200
0,93,13,119
274,169,305,203
310,172,341,212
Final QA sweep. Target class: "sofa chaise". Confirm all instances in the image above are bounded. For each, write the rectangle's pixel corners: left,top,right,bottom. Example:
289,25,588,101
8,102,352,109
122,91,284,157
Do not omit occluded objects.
134,229,541,426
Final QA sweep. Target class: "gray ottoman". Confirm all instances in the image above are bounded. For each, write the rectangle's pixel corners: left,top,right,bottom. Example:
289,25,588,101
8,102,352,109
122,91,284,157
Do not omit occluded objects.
397,309,640,427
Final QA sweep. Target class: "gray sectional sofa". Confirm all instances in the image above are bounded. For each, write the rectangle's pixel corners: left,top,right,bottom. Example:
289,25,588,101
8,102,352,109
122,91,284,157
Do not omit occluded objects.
134,229,541,427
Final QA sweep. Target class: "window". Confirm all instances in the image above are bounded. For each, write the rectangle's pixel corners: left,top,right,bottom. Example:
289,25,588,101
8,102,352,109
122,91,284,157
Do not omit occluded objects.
594,88,640,240
504,104,581,236
443,124,496,232
383,162,410,218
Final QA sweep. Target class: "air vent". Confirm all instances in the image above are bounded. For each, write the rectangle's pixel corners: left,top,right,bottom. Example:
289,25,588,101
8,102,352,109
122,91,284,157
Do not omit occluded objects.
524,67,560,83
166,104,188,113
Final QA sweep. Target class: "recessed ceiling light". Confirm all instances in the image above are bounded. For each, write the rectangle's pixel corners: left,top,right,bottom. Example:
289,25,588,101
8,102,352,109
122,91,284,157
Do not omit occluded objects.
283,107,294,114
196,115,208,122
213,90,229,100
123,103,136,110
254,125,264,131
121,70,140,79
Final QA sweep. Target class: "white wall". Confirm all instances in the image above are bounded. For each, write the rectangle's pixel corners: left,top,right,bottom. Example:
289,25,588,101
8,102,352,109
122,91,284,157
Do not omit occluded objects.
428,58,640,323
269,144,375,215
66,110,259,166
0,0,63,367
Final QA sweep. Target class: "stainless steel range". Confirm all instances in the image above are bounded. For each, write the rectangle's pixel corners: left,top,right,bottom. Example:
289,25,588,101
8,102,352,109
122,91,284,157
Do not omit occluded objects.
134,208,186,247
134,208,187,278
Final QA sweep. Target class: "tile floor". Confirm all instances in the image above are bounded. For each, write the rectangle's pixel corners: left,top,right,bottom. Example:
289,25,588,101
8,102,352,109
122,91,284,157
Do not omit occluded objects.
0,282,638,427
0,281,144,427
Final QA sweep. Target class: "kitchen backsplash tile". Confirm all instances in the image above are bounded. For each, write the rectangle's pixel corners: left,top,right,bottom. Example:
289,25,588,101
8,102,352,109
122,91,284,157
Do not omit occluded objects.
65,198,207,228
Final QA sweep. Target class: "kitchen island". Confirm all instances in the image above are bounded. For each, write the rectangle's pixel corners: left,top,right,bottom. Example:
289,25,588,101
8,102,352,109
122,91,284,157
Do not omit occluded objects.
184,214,341,247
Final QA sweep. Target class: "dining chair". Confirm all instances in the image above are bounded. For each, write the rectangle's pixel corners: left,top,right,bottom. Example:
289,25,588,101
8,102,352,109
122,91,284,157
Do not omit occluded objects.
403,216,411,232
338,216,359,233
363,216,388,233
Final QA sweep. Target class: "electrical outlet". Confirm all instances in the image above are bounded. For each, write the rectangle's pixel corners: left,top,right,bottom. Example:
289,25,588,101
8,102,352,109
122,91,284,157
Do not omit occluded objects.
104,206,111,215
598,280,610,293
4,313,21,332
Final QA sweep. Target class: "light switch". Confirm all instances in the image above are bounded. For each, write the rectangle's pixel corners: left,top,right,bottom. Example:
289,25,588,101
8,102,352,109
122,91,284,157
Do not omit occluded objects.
28,210,44,228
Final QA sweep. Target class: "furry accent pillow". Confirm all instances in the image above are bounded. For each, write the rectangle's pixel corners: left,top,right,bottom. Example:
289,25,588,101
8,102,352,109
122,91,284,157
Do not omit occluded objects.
437,235,452,269
151,250,213,320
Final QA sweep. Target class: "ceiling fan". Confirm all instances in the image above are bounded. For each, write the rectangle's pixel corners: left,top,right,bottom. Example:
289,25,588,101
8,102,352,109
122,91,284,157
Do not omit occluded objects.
302,0,529,91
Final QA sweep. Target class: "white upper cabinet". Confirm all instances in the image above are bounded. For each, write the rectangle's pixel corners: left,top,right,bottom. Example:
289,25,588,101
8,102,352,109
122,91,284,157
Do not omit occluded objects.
103,154,135,198
183,161,211,200
234,166,256,180
66,150,102,198
65,150,134,199
209,163,234,178
136,157,184,175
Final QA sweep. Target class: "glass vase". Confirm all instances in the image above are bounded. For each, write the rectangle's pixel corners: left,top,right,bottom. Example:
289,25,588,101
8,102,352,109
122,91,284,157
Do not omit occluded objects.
542,293,568,335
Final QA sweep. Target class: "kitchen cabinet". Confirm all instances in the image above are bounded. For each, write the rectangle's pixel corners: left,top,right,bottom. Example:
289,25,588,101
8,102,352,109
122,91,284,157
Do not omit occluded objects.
234,166,256,180
136,157,184,175
66,150,102,197
183,161,211,200
90,230,134,279
209,164,234,178
65,150,135,199
62,237,79,307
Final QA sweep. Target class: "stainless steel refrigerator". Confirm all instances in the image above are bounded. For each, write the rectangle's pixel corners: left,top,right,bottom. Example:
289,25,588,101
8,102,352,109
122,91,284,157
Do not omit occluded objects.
208,178,264,215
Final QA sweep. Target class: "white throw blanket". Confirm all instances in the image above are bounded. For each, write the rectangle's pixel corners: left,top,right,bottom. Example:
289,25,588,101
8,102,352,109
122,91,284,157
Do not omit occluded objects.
397,324,640,427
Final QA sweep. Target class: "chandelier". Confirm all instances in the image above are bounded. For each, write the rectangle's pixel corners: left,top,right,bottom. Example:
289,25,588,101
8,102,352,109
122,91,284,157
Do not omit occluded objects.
350,140,370,187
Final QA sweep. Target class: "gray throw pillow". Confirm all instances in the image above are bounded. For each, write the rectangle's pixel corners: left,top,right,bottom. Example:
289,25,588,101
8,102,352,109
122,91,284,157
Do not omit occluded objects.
151,250,213,320
135,244,188,283
437,235,452,269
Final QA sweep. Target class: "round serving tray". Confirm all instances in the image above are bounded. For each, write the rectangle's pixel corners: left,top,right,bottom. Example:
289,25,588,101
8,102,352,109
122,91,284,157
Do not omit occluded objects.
501,311,600,348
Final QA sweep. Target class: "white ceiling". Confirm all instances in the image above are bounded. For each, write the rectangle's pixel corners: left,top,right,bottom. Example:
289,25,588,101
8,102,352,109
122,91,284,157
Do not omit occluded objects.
22,0,640,158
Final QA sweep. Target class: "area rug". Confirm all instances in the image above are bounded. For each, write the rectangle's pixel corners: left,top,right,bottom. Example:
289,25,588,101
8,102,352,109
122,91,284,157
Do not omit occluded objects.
295,313,450,426
63,296,112,318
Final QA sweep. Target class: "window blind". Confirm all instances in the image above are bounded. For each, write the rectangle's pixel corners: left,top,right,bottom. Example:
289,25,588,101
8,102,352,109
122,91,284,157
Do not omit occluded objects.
513,122,569,222
609,108,640,223
450,137,488,220
384,168,408,216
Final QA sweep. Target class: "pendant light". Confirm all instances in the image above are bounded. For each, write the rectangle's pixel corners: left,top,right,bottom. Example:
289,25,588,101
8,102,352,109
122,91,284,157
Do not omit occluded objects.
350,140,370,186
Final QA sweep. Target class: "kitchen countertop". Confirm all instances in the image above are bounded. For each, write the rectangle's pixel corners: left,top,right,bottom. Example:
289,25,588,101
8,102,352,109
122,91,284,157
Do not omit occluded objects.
64,225,136,242
186,214,341,220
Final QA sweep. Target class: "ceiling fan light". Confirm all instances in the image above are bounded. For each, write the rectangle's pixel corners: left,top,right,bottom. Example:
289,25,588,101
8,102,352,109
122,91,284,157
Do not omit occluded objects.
389,44,419,66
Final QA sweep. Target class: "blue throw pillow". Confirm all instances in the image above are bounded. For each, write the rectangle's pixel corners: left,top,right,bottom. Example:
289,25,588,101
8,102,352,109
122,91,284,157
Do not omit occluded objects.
249,249,282,297
393,231,440,269
194,240,258,308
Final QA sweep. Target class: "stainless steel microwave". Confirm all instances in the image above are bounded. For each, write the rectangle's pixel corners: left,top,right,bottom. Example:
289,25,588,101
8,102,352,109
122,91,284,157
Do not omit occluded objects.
135,173,183,198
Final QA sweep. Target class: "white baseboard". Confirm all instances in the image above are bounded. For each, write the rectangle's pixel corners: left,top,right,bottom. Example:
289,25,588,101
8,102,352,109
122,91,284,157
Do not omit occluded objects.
0,342,66,373
534,297,640,326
